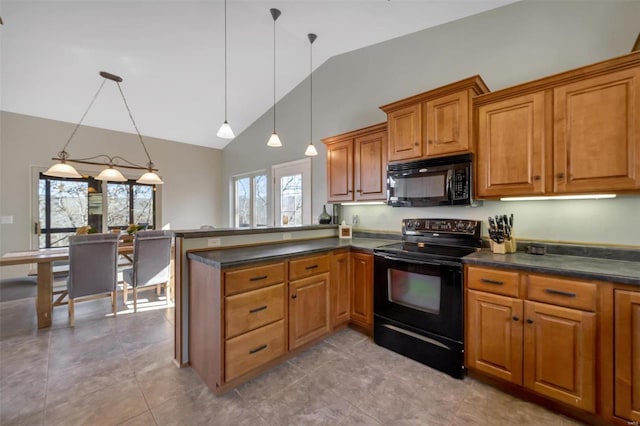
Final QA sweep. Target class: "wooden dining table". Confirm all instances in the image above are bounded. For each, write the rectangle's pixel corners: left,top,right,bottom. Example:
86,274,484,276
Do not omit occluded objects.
0,245,134,328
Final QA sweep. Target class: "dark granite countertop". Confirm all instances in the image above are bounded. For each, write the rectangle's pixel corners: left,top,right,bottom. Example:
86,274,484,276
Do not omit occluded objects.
187,237,398,268
463,250,640,286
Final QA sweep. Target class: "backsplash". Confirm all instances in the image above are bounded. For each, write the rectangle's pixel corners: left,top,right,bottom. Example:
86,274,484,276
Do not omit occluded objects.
342,196,640,247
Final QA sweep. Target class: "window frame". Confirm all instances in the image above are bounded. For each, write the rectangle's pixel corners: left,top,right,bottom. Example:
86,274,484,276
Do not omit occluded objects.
230,170,268,228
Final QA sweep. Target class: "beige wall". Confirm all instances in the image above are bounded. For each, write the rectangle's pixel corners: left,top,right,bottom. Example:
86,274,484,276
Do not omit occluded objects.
222,0,640,246
0,111,223,277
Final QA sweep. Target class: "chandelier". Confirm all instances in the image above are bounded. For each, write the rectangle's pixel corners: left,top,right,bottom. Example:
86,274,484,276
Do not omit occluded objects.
44,71,163,185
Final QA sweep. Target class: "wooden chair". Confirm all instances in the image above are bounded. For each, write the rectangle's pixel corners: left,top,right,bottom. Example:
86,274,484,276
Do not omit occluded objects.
121,230,172,312
67,233,119,326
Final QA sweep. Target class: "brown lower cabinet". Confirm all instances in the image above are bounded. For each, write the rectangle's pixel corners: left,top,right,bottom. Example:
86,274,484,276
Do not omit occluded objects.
614,289,640,422
466,266,596,413
350,251,373,332
188,247,374,394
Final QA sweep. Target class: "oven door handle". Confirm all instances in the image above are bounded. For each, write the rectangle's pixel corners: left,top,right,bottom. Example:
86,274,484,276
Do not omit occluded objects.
381,255,441,268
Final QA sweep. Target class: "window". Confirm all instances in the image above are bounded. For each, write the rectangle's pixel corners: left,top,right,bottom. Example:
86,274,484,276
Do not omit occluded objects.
232,172,267,227
273,158,311,226
37,173,157,248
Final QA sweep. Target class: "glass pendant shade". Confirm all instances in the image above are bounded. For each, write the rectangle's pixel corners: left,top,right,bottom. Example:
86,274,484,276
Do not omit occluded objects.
267,132,282,147
44,162,83,179
137,171,164,185
217,121,235,139
304,143,318,156
95,166,127,182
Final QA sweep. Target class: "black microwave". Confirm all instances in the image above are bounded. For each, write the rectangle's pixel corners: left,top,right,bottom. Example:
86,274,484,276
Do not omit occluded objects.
386,153,479,207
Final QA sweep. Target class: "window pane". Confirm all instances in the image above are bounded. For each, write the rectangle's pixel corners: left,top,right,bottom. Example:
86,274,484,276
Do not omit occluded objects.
133,185,154,227
107,183,130,228
39,180,46,227
253,175,267,227
235,177,250,227
47,232,76,248
280,174,302,226
49,180,88,228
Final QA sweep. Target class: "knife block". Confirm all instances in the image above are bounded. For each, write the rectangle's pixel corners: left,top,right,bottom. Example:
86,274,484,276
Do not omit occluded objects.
490,236,517,254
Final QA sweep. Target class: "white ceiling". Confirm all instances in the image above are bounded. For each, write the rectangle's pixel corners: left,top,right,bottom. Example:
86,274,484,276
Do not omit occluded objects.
1,0,516,150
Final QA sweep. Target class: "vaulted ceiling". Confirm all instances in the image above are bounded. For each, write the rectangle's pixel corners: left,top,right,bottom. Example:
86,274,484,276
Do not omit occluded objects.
1,0,516,149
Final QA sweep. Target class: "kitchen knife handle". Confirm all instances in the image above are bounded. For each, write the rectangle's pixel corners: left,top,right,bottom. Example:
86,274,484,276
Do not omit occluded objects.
544,288,577,298
480,278,504,285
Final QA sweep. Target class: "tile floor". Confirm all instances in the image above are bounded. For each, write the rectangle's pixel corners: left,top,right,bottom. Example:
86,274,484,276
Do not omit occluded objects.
0,294,584,426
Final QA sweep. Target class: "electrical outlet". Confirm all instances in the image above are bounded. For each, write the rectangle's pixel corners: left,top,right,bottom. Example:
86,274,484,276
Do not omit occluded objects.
282,233,292,240
352,215,359,225
207,238,221,247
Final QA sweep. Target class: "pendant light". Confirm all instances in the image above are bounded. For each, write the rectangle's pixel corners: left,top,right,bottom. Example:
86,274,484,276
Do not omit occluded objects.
304,33,318,156
216,0,235,139
267,8,282,147
44,71,163,185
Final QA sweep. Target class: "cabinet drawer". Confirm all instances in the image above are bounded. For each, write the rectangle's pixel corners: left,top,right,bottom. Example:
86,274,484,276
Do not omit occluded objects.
526,275,596,311
225,262,285,296
225,319,285,382
289,254,330,281
225,283,284,338
467,266,520,297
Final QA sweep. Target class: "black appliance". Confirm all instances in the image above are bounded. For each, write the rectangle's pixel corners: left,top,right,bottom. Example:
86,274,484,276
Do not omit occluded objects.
386,153,480,207
373,218,481,379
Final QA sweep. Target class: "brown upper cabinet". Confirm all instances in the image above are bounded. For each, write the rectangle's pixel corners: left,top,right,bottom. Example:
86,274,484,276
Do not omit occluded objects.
475,51,640,198
380,76,489,162
322,122,387,203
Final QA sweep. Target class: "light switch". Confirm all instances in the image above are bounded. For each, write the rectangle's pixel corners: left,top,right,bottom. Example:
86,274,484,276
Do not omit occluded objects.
0,216,13,225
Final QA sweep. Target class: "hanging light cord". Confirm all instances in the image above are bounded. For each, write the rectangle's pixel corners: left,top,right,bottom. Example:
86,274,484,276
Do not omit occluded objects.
116,82,154,169
309,39,313,144
223,0,228,122
272,12,276,133
59,79,107,159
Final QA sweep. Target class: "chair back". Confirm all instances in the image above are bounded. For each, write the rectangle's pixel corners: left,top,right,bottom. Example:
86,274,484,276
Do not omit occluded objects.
68,233,119,299
132,230,172,286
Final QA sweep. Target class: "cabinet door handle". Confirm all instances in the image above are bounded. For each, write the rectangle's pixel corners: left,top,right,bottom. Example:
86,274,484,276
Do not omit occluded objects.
512,316,519,321
305,264,318,270
556,172,565,179
356,189,361,193
427,139,433,145
480,278,504,285
532,175,541,181
249,275,268,282
414,142,419,146
249,344,268,355
291,294,297,299
544,288,577,298
249,305,268,314
526,319,534,324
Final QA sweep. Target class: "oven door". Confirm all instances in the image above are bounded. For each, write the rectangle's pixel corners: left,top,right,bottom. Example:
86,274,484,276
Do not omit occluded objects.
373,253,463,342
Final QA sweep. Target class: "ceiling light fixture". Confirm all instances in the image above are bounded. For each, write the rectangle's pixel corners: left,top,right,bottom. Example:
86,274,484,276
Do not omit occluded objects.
267,8,283,148
44,71,163,185
216,0,234,140
304,33,318,157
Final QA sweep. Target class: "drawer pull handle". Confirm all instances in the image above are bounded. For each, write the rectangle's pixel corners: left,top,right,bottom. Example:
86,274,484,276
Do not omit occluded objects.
249,305,268,314
526,319,534,324
291,294,297,299
249,344,268,355
305,265,319,270
480,278,504,285
249,275,268,282
544,288,577,298
512,316,519,321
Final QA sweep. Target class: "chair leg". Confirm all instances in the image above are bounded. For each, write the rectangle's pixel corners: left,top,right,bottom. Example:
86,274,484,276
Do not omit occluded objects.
111,291,117,317
68,298,75,327
123,282,128,305
133,288,138,313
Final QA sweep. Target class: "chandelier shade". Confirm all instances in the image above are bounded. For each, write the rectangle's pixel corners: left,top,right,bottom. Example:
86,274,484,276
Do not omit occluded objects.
44,71,163,184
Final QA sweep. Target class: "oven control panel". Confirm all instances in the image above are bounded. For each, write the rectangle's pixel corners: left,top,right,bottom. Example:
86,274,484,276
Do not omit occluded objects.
402,218,480,236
